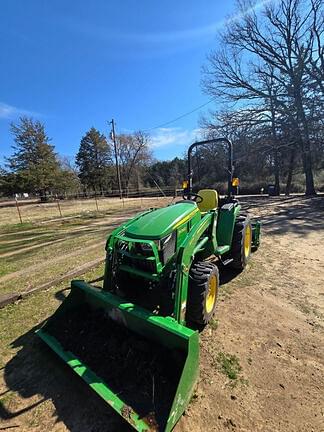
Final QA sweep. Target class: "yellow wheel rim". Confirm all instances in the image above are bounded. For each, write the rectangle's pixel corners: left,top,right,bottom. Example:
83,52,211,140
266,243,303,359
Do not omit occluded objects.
206,274,217,314
244,225,252,257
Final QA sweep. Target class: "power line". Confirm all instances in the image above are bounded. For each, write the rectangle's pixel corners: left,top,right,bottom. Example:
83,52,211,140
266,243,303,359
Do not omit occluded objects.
143,97,217,132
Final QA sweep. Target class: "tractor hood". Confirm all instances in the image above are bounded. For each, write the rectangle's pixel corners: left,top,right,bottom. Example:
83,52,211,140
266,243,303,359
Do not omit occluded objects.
125,201,199,239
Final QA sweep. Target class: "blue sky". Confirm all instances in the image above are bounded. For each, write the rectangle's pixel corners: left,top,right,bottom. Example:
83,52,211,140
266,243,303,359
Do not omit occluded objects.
0,0,254,164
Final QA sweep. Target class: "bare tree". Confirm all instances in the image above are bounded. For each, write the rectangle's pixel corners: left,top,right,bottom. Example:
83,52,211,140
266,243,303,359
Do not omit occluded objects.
203,0,323,195
115,131,152,192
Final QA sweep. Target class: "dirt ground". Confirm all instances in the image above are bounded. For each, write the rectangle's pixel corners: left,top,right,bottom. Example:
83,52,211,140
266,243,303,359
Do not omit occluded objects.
177,196,324,432
0,196,323,432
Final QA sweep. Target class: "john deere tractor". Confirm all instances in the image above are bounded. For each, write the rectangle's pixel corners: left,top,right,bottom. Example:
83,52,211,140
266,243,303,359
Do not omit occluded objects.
37,138,260,432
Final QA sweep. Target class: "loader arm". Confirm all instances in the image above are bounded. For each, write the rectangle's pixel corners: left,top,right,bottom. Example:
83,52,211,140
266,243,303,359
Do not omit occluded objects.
174,212,214,324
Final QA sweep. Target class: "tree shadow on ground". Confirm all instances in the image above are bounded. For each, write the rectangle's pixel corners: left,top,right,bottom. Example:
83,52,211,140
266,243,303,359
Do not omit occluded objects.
1,322,133,431
241,196,324,237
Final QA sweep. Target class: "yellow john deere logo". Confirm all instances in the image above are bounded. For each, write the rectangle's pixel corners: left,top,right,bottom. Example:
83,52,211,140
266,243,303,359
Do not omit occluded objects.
173,208,199,229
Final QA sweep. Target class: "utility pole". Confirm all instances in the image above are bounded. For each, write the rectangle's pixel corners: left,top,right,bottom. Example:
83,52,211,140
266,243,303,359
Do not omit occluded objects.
110,119,122,199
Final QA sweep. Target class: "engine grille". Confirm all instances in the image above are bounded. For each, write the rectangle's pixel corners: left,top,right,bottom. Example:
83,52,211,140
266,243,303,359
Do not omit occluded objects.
119,253,157,273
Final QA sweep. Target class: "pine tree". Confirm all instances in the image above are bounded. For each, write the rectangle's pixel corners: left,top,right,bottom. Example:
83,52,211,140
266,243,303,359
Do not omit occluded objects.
76,127,112,192
8,117,61,196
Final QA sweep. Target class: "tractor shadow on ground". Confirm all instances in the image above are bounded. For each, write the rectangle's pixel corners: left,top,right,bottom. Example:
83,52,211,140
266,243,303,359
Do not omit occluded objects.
219,265,242,286
1,322,133,431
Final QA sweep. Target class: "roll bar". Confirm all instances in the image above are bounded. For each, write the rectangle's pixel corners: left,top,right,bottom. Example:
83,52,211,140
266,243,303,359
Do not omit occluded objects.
186,138,234,199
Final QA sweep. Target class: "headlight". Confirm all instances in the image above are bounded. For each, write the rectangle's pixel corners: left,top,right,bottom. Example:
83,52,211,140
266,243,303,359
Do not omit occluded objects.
152,234,172,251
160,234,172,249
159,232,176,265
117,240,128,251
139,242,152,252
136,233,176,264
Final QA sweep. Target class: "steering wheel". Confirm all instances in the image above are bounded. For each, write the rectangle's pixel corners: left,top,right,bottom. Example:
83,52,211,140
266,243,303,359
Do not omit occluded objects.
183,192,204,203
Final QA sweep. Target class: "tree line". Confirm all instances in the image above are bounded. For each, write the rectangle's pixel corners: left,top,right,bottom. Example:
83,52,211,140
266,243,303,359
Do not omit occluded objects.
0,118,156,197
1,0,323,198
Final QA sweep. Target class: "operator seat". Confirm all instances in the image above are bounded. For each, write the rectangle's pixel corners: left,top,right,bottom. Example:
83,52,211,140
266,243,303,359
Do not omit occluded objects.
197,189,218,212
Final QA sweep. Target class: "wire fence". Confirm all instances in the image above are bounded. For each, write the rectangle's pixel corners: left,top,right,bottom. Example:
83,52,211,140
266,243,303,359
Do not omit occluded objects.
0,190,182,226
0,186,181,204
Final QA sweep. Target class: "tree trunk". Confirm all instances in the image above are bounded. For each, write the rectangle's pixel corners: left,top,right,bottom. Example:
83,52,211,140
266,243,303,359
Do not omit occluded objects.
273,146,280,196
285,147,296,195
302,144,316,195
270,100,280,196
136,169,140,194
294,87,316,195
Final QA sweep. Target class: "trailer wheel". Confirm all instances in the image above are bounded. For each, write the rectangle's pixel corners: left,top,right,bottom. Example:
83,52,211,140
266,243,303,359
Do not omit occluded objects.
186,262,219,326
231,215,252,270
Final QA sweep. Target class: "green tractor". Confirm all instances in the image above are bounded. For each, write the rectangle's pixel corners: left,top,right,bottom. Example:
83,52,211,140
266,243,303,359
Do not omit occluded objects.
37,138,260,432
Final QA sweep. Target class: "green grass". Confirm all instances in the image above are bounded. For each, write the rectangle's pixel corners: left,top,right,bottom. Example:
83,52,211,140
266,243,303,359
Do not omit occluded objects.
0,197,170,298
0,263,104,429
0,222,34,233
0,264,104,346
0,213,111,295
216,352,242,380
0,262,15,277
0,196,169,228
209,318,219,330
0,245,105,296
0,201,158,296
0,234,60,254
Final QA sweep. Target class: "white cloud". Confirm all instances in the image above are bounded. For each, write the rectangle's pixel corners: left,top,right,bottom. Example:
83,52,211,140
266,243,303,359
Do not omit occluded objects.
128,0,274,44
0,102,41,120
65,0,274,50
150,127,203,149
227,0,275,24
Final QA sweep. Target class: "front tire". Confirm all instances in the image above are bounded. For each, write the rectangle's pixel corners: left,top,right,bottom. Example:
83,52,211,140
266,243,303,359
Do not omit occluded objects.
231,215,252,270
186,262,219,326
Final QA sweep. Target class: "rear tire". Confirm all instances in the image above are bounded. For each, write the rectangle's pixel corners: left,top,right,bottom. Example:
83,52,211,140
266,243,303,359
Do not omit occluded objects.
186,262,219,326
231,215,252,270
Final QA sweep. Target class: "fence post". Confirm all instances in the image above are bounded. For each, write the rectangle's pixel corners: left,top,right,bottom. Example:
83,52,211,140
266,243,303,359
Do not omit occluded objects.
95,193,99,211
15,197,23,223
57,200,63,218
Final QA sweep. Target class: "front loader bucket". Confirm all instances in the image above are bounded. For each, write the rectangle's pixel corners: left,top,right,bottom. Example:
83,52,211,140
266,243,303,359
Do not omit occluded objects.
36,280,199,432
